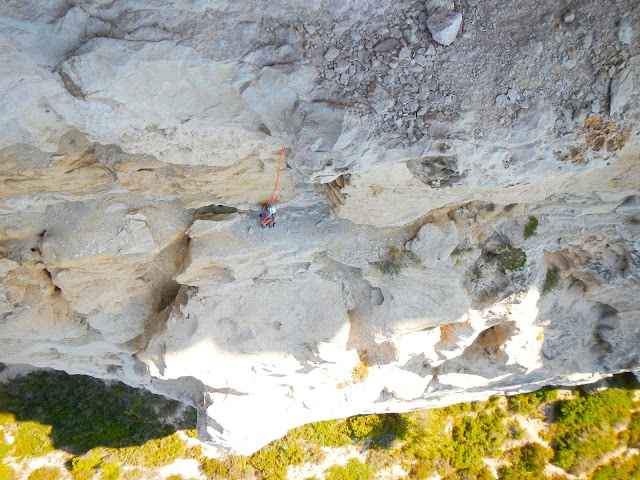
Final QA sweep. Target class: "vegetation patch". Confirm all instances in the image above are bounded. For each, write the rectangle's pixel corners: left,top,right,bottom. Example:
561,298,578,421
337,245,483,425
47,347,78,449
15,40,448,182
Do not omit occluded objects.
351,359,369,383
297,420,352,447
100,462,120,480
544,267,560,293
0,464,14,480
591,454,640,480
524,216,539,239
324,458,372,480
508,387,557,417
627,411,640,447
499,442,553,480
501,247,527,271
0,370,189,453
370,246,407,276
27,466,60,480
110,433,188,467
1,370,639,480
550,376,638,474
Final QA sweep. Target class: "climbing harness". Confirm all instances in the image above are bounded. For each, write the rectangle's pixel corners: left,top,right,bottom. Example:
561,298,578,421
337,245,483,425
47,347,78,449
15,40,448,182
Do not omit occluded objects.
260,145,285,229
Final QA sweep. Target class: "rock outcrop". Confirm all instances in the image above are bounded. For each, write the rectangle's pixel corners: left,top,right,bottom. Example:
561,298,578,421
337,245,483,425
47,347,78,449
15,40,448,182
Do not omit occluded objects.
1,0,639,455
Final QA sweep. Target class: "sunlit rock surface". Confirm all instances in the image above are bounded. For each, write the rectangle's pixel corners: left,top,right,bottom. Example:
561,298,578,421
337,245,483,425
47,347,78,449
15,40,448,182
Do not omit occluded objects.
1,0,639,454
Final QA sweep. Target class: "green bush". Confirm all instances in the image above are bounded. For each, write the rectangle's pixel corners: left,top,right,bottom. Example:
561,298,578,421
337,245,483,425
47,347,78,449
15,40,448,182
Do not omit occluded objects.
506,420,525,440
0,371,190,452
70,449,103,480
298,420,352,447
524,217,539,239
507,387,557,416
397,399,509,479
324,459,372,480
370,246,407,277
0,464,14,480
628,412,640,447
100,463,120,480
351,360,369,383
446,407,507,473
27,467,60,480
591,454,640,480
200,458,229,479
550,383,636,473
118,468,143,480
12,421,54,458
346,414,404,443
543,268,560,293
501,247,527,271
248,426,325,480
110,433,188,467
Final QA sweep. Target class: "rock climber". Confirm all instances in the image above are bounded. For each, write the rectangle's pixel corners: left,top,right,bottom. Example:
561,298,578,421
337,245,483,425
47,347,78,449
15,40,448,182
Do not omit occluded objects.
260,203,276,228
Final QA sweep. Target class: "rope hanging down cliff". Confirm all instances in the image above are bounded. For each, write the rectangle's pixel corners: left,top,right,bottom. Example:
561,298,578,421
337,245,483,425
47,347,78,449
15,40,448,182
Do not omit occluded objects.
259,145,285,229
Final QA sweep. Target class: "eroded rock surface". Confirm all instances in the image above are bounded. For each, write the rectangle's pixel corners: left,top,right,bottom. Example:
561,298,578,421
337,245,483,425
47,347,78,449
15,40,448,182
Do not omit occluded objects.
1,0,639,455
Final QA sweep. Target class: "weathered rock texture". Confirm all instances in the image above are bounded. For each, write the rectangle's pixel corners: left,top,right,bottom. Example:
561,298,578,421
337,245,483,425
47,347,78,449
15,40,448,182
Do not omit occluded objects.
1,0,639,455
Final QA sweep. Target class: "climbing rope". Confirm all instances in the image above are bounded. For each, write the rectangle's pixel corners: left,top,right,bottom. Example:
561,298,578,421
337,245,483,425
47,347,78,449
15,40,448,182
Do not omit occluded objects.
270,144,286,206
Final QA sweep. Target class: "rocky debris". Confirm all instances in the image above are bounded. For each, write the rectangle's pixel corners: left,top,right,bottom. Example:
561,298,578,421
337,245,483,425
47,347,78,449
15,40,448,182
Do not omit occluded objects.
426,9,463,46
324,46,340,62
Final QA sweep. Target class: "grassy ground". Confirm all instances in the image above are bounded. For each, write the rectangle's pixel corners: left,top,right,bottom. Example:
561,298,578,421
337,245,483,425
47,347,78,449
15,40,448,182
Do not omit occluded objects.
0,370,638,480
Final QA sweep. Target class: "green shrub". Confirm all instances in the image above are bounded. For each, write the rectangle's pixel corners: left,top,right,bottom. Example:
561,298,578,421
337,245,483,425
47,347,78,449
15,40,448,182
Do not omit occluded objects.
370,246,407,277
248,426,323,480
591,454,640,480
628,412,640,447
550,384,635,474
507,387,557,416
543,267,560,293
110,433,188,467
324,459,372,480
200,458,229,479
71,449,103,480
516,443,553,472
396,399,509,479
0,371,187,452
524,217,539,239
446,407,507,472
501,247,527,271
347,415,385,440
12,421,54,458
0,464,14,480
27,467,59,480
119,469,143,480
506,420,525,440
100,463,120,480
227,456,254,479
346,414,405,444
351,360,369,383
298,420,352,447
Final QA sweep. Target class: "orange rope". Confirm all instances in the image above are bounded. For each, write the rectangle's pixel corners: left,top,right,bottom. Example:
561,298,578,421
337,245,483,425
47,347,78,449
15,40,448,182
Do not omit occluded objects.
270,145,285,206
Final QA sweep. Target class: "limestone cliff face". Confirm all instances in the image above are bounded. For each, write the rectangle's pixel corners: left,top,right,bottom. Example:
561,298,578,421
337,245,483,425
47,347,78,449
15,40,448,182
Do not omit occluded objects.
1,0,639,455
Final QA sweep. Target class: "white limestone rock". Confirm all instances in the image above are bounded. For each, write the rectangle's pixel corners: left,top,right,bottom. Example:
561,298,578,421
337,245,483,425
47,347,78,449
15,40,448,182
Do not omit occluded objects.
610,65,635,115
406,221,459,266
426,9,463,46
0,0,640,459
